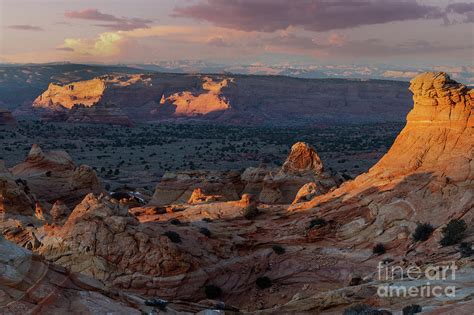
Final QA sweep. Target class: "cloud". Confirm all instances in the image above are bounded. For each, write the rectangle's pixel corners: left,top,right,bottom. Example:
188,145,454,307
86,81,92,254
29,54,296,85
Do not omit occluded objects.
60,32,125,56
56,47,74,52
260,33,472,58
206,36,231,47
445,2,474,23
173,0,444,32
65,8,152,30
58,26,207,57
7,25,44,31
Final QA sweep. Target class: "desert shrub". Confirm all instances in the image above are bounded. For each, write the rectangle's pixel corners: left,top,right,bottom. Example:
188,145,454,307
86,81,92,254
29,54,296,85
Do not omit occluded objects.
402,304,422,315
412,223,434,242
343,304,391,315
199,227,211,237
459,242,473,258
372,243,386,255
272,245,285,255
440,219,467,246
163,231,181,243
204,285,222,299
169,218,181,225
202,218,212,222
144,298,167,311
308,218,326,229
256,277,272,289
243,206,258,220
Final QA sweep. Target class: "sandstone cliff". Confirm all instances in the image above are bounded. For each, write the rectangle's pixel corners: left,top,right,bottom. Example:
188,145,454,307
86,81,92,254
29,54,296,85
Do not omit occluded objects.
293,71,473,247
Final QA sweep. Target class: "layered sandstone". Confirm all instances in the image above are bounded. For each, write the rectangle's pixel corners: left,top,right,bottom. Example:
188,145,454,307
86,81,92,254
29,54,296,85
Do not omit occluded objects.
10,144,103,207
280,142,324,176
242,142,340,204
293,72,473,248
0,235,142,314
149,170,242,206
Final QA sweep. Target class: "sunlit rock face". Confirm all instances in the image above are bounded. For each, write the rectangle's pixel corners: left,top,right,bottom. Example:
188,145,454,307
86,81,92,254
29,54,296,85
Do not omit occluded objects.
295,72,473,243
160,76,231,116
33,78,106,110
371,72,473,180
280,142,324,176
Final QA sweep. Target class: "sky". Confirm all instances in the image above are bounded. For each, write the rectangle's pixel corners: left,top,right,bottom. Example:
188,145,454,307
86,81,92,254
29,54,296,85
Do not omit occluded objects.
0,0,473,68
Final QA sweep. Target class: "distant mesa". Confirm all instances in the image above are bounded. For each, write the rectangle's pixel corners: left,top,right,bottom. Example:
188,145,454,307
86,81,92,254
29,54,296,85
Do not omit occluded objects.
30,72,413,126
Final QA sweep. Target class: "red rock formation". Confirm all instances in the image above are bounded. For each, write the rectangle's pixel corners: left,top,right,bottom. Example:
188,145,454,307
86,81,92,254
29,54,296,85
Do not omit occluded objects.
161,76,231,116
242,143,340,204
33,78,106,110
10,144,103,207
187,187,225,204
280,142,324,176
150,170,242,206
293,72,473,246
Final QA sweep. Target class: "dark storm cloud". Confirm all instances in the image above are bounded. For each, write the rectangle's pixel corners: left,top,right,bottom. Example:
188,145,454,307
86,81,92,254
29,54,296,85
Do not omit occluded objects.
173,0,444,32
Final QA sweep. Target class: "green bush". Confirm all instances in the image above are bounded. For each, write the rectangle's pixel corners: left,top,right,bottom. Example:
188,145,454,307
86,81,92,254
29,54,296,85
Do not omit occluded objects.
412,223,434,242
440,219,467,246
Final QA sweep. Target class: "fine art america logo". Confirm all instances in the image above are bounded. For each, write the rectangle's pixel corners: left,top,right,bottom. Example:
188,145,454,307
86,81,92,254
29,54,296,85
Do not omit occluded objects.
377,261,457,298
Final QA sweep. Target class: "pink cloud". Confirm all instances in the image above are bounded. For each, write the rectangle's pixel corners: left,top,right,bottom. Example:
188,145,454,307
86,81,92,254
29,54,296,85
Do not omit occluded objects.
173,0,444,32
7,25,44,31
65,9,152,31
